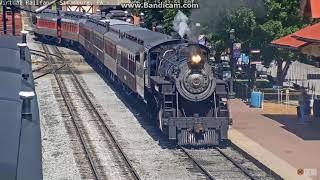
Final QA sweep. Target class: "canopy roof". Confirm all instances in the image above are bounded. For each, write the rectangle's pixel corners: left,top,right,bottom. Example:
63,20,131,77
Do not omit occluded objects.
293,22,320,43
271,22,320,49
271,34,308,49
310,0,320,18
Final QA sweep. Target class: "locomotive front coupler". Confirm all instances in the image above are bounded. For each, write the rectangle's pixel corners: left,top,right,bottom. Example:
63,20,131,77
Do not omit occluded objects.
193,122,205,134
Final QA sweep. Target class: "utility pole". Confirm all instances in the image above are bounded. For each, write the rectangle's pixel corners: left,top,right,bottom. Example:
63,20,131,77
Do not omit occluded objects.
249,50,261,91
3,0,7,34
11,5,15,36
228,29,236,98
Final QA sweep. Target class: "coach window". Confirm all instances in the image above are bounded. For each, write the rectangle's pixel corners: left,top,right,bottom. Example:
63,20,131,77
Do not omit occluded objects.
135,54,140,63
129,54,135,75
121,51,128,69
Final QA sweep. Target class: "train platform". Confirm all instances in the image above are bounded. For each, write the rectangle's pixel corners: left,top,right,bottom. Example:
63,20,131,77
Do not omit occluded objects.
229,100,320,180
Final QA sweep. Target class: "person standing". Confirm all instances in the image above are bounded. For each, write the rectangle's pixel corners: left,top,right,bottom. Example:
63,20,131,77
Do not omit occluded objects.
298,88,307,124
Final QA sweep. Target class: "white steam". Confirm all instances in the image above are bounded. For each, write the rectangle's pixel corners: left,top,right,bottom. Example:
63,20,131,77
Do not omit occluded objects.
173,10,190,38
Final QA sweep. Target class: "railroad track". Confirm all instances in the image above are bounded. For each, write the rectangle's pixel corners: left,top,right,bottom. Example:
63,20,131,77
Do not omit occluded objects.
179,146,276,180
42,43,141,180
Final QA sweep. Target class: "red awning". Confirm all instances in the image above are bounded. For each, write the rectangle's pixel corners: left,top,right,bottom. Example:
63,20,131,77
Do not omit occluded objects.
293,22,320,42
310,0,320,18
271,22,320,49
271,34,308,49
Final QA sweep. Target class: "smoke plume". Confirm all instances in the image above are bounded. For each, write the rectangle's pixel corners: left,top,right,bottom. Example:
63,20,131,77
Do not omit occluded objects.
173,10,191,38
190,0,265,37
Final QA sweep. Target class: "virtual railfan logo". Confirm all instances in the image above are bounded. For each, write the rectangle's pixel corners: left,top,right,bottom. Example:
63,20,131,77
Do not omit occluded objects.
297,168,317,177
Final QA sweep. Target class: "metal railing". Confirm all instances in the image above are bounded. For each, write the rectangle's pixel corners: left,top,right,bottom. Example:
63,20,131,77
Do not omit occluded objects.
234,81,250,101
234,82,303,106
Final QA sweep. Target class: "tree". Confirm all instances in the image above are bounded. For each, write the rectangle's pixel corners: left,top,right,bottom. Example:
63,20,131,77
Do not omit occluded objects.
253,0,310,85
222,7,257,53
203,0,311,86
129,0,190,34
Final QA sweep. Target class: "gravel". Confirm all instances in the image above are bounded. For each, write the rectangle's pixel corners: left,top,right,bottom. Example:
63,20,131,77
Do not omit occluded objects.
26,21,274,179
34,75,82,180
70,54,207,179
217,147,276,180
29,37,82,180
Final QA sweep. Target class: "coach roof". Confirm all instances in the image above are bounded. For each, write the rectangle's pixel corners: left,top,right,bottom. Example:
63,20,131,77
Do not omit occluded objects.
109,23,171,49
0,35,42,180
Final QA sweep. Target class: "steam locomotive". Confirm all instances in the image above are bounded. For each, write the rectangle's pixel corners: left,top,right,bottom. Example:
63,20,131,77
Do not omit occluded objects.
33,10,230,146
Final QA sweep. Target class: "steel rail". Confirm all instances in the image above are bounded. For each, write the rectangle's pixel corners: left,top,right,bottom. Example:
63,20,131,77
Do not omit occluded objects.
42,43,101,180
216,147,258,180
179,146,215,180
52,45,141,180
32,64,48,72
34,64,66,80
180,145,260,180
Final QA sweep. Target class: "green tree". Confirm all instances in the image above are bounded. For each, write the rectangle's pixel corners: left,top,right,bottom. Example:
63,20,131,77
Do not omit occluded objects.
162,9,178,34
129,0,190,34
222,7,257,53
252,0,310,85
204,0,311,86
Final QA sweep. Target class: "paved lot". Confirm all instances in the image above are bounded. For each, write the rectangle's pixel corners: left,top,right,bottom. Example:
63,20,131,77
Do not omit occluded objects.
229,100,320,180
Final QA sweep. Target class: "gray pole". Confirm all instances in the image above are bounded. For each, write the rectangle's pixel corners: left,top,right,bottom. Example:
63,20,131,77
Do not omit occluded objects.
228,29,236,99
11,5,15,35
3,0,7,34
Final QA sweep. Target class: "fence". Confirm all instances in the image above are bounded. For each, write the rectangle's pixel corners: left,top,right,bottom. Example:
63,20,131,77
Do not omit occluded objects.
234,81,302,106
234,81,250,101
261,88,300,106
0,12,22,36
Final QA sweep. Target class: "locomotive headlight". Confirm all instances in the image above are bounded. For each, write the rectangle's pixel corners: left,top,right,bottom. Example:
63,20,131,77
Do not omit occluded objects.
191,54,202,64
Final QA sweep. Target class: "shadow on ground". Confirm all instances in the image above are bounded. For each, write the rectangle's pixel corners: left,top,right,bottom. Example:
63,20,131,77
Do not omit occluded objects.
263,114,320,140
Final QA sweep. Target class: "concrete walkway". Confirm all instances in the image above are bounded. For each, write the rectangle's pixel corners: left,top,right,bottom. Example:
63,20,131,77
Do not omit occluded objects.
229,100,320,180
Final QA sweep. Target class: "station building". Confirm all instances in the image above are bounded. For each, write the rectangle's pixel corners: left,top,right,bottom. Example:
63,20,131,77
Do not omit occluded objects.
60,0,130,13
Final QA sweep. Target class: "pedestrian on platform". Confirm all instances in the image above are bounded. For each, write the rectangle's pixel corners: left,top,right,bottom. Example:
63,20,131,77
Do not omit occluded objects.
298,88,307,124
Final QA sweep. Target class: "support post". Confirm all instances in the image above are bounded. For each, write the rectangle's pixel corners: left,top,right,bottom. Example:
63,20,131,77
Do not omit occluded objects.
11,5,15,36
228,29,236,99
3,0,7,34
19,91,35,121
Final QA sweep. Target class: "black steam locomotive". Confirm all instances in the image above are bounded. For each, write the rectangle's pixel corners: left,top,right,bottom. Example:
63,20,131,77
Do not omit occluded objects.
33,10,230,146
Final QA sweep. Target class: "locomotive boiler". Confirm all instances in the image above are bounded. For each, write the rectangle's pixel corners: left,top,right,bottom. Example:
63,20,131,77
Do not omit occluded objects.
33,10,230,146
149,43,230,146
